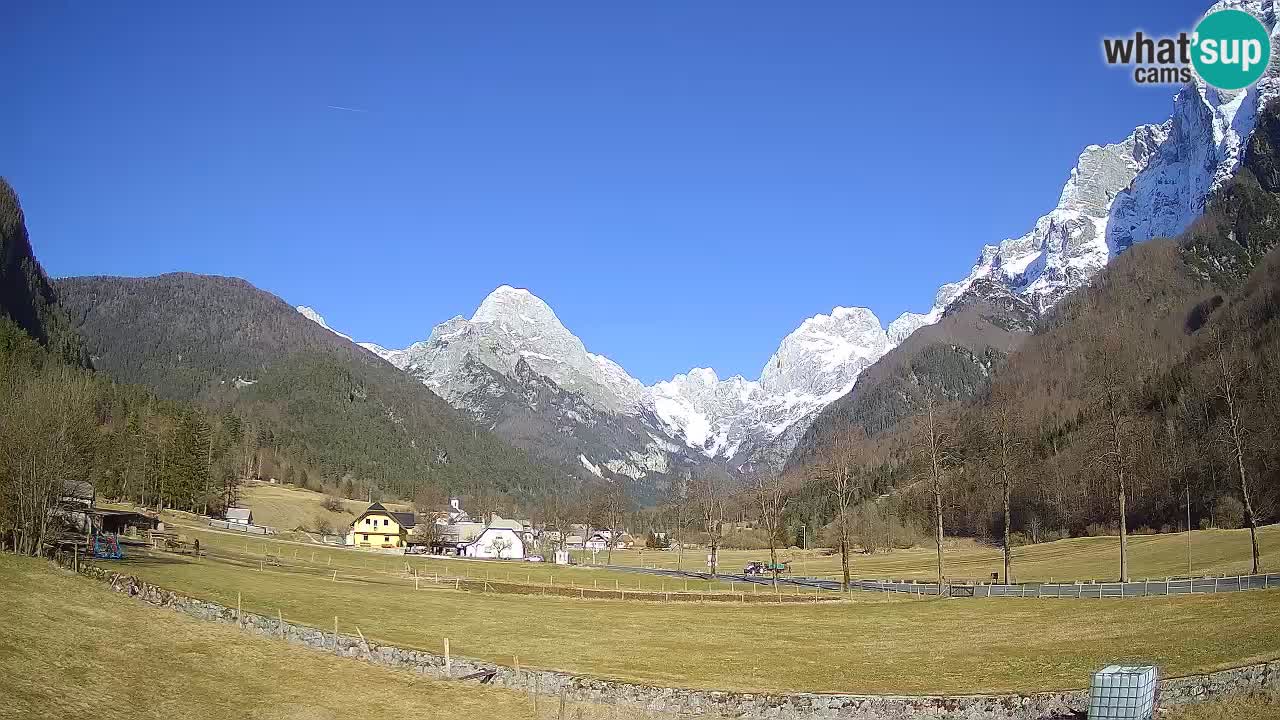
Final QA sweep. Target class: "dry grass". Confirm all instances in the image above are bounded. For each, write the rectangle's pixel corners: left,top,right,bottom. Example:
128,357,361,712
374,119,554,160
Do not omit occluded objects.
609,524,1280,583
1162,691,1280,719
233,482,412,534
0,553,688,720
160,519,816,596
98,542,1280,695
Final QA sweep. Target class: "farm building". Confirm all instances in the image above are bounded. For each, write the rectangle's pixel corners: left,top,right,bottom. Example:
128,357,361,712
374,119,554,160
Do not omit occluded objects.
434,513,526,559
462,525,525,559
585,530,635,550
225,507,253,525
346,502,416,549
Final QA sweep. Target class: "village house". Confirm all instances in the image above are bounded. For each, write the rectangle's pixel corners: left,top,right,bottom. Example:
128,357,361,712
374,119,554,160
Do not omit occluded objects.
346,502,416,549
225,507,253,525
433,512,526,559
584,530,611,551
584,530,634,550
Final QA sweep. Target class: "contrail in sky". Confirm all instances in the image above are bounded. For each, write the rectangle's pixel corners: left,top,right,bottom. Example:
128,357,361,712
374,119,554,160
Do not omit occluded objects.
327,105,367,113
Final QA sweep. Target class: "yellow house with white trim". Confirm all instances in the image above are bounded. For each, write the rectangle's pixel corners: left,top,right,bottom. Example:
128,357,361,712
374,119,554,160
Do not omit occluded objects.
346,502,416,549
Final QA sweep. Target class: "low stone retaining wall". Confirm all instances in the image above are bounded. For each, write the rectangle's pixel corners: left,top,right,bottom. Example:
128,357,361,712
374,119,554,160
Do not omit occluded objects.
55,556,1280,719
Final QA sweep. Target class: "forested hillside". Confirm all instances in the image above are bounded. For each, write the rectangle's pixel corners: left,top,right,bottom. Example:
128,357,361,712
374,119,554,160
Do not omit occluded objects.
0,178,85,365
784,103,1280,562
789,277,1038,469
55,273,579,505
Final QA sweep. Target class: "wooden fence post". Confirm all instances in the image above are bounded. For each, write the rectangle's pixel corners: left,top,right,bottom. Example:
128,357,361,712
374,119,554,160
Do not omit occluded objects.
277,608,284,638
558,689,567,720
333,616,339,654
444,638,451,677
237,592,242,626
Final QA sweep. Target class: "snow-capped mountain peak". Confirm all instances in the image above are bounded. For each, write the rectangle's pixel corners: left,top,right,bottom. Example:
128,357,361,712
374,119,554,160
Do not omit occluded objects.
364,286,646,417
331,0,1280,482
296,306,352,341
648,305,891,465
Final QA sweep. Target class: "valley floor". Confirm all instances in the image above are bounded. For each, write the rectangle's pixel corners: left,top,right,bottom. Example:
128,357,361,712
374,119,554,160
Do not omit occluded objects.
0,554,583,720
2,551,1278,719
68,527,1280,696
606,524,1280,583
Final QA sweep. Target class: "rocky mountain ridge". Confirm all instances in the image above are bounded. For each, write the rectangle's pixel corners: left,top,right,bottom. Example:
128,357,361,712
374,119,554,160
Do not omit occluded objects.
298,0,1280,483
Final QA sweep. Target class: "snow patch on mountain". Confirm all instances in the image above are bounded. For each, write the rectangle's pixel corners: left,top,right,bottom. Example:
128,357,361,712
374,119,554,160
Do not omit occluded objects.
650,306,891,466
890,0,1280,342
345,0,1280,480
297,306,353,341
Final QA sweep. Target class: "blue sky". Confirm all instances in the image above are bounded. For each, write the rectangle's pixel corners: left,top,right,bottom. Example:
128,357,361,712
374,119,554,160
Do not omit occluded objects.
7,0,1210,383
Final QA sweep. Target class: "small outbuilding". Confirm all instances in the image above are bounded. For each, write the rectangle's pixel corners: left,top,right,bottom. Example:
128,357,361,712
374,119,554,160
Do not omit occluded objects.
225,507,253,525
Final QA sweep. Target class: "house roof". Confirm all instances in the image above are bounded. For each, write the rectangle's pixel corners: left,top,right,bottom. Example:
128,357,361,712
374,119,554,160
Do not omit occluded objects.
465,525,521,546
353,503,415,529
486,513,524,531
226,507,252,522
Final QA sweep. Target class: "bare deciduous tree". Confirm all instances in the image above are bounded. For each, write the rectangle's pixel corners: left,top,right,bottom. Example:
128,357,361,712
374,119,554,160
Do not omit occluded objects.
696,467,725,577
603,483,627,566
986,383,1025,583
0,368,95,556
1088,315,1139,582
489,535,511,559
823,431,859,596
668,472,692,572
918,388,953,592
1210,328,1261,573
750,468,789,588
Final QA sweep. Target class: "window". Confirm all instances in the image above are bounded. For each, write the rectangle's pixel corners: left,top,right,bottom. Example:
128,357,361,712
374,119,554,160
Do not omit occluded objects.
383,518,389,526
361,534,367,541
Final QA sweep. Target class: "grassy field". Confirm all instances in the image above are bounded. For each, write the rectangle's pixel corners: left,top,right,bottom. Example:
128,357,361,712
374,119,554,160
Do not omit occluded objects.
157,519,807,596
93,539,1280,695
0,553,656,720
608,525,1280,583
6,553,1276,718
1164,692,1280,719
208,483,1277,585
233,481,412,535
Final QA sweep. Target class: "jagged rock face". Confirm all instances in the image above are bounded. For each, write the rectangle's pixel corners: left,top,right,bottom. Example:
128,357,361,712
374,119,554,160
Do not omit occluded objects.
890,0,1280,342
380,286,647,417
888,124,1167,339
349,287,688,484
336,289,893,480
650,307,892,470
293,0,1280,484
1107,33,1280,253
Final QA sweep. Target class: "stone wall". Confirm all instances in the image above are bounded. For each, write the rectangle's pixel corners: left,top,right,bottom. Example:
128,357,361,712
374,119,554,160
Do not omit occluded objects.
56,556,1280,719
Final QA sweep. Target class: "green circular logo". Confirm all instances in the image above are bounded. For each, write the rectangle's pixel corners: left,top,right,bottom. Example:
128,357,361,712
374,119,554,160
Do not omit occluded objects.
1192,9,1271,90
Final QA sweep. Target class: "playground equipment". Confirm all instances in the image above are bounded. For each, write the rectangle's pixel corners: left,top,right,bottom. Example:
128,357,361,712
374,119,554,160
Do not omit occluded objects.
92,533,123,559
